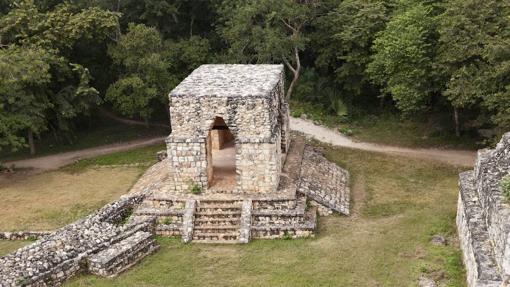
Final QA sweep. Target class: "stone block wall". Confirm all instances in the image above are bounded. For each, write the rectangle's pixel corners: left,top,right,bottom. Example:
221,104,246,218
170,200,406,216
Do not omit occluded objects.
457,132,510,286
167,65,287,193
236,141,281,193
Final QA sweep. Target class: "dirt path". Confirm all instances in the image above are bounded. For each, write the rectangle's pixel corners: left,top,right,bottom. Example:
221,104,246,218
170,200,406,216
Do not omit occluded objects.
4,117,475,172
290,117,476,167
5,137,166,171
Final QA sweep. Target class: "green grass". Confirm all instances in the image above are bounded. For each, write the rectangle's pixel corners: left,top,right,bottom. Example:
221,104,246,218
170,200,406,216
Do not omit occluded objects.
0,119,168,162
63,144,166,172
0,241,30,257
65,143,467,287
291,100,479,150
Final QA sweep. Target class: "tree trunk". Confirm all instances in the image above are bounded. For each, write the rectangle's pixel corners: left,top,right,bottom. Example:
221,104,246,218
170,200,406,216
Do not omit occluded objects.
144,118,149,128
379,94,386,109
454,107,460,137
165,104,172,132
284,46,301,100
27,129,36,155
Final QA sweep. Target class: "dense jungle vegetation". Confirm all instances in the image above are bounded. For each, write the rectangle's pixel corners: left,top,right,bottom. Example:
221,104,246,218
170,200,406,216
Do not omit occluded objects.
1,0,509,155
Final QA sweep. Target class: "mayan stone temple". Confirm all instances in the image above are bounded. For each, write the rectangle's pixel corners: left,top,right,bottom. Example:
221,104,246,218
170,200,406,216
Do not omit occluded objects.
0,64,350,285
135,64,350,243
457,132,510,287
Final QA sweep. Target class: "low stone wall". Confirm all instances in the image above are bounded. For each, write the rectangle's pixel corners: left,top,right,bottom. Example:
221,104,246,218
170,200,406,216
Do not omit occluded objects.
0,231,52,241
0,195,155,286
457,132,510,286
298,146,350,215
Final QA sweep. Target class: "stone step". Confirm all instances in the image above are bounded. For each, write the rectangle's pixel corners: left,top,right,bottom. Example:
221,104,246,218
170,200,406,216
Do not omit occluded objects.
88,231,159,278
197,200,243,207
194,225,240,231
134,207,184,216
192,239,241,244
192,232,239,241
197,204,241,211
195,209,241,215
194,218,240,224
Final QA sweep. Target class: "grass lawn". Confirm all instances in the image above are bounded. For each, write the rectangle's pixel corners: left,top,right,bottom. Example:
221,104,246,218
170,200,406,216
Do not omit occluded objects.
0,241,30,257
63,143,166,172
291,100,479,150
64,143,467,287
0,167,144,231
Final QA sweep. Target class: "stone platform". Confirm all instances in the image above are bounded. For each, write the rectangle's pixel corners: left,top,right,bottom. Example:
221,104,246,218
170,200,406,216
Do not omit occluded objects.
133,135,350,243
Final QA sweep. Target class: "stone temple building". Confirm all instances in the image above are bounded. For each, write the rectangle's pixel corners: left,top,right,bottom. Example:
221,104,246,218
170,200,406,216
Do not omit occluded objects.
132,64,351,243
0,64,351,286
166,64,289,194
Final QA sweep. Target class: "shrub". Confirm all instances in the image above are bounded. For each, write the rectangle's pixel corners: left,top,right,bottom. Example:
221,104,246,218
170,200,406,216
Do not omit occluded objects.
189,182,202,195
501,175,510,200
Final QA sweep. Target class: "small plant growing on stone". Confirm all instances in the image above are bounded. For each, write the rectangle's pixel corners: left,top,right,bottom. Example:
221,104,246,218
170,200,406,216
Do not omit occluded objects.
162,217,173,225
26,235,37,242
189,182,202,195
282,231,292,240
501,174,510,200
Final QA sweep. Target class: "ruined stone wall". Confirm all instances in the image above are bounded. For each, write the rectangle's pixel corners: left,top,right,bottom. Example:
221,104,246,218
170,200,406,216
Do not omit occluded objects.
472,133,510,274
167,76,286,193
457,132,510,286
0,195,154,286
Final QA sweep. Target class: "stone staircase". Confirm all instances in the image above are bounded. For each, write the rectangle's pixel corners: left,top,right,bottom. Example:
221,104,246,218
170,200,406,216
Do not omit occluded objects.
133,197,186,236
192,200,243,243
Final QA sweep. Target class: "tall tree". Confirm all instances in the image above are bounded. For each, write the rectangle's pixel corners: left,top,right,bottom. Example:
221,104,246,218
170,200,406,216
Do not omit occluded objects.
0,0,119,153
437,0,510,135
313,0,390,105
106,23,172,125
367,1,439,115
0,46,51,153
219,0,318,100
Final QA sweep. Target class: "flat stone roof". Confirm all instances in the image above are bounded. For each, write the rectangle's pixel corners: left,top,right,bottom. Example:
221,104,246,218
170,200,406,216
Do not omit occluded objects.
170,64,283,98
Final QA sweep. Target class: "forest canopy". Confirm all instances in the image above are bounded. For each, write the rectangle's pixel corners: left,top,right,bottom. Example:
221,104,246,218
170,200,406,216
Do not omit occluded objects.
1,0,509,153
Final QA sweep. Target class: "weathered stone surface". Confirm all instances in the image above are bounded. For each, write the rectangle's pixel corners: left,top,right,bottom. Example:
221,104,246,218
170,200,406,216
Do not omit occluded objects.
89,231,159,278
0,195,153,286
457,132,510,287
298,146,350,215
167,64,287,193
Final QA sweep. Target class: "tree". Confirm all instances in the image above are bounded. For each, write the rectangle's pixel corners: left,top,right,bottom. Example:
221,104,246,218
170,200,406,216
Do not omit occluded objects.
437,0,510,135
219,0,318,100
107,23,172,125
0,46,51,153
0,0,119,154
164,35,211,85
313,0,390,105
367,1,439,115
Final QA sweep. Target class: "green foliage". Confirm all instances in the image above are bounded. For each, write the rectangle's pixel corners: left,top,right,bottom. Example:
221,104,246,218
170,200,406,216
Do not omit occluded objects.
107,23,172,122
164,36,211,84
501,175,510,200
189,182,202,195
0,45,51,151
367,1,438,115
219,0,318,98
162,217,173,225
313,0,389,99
437,0,510,128
0,0,119,153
